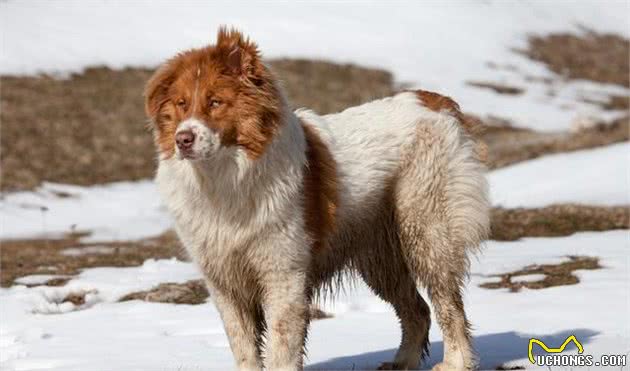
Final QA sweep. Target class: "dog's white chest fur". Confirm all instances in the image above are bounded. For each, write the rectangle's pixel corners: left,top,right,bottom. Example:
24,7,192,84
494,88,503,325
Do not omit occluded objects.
155,113,309,268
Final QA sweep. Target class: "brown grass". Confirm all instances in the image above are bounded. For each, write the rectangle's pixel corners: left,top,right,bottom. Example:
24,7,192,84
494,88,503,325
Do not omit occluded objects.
491,204,629,241
120,280,209,305
271,58,394,114
519,31,629,87
479,256,601,292
581,94,630,111
0,60,394,192
466,81,524,95
0,230,184,287
63,290,97,306
480,115,629,170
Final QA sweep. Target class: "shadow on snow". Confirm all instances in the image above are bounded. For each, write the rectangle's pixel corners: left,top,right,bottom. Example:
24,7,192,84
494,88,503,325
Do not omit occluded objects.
307,328,598,370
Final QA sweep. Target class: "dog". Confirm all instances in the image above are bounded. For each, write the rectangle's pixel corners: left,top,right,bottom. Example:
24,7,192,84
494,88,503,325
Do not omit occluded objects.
145,27,490,371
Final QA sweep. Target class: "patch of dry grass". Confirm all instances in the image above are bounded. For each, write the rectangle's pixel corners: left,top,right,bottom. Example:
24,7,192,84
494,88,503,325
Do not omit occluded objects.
491,204,629,241
0,61,394,192
120,280,209,305
519,30,629,87
271,58,394,114
0,230,184,287
63,290,97,306
480,115,629,170
581,95,630,111
479,256,601,292
466,81,524,95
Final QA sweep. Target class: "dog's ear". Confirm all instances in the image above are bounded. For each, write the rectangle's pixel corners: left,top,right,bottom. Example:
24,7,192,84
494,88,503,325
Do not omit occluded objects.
144,60,179,124
216,26,264,84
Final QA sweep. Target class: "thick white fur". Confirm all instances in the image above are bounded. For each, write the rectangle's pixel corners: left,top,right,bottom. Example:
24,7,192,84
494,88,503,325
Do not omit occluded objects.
156,91,488,370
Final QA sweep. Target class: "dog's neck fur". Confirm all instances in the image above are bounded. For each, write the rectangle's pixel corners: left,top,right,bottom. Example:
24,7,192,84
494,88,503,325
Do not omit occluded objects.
198,107,304,193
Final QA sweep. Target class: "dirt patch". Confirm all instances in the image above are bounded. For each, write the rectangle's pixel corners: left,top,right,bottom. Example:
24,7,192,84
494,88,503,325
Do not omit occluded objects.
491,204,629,241
479,256,601,292
0,60,394,192
480,115,629,170
466,81,524,95
120,280,209,305
519,30,629,87
0,230,185,287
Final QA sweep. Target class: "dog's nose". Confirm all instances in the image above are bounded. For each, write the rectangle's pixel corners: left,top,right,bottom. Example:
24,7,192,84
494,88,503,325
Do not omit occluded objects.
175,130,195,150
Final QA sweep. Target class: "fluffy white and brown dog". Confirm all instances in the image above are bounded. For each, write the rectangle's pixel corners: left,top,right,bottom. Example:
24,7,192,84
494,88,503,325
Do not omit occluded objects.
145,28,490,371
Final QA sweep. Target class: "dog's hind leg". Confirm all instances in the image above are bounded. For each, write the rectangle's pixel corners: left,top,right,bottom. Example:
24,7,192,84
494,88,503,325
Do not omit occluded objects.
395,116,490,370
361,264,431,370
352,219,431,370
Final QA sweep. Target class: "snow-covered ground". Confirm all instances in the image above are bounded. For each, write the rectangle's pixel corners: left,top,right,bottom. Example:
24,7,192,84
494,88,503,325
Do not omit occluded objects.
1,1,629,370
2,1,629,131
1,181,171,242
489,142,630,208
2,231,627,370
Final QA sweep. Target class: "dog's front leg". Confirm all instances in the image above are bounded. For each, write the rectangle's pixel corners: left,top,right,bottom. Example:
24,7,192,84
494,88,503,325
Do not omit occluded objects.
262,269,310,371
210,287,263,371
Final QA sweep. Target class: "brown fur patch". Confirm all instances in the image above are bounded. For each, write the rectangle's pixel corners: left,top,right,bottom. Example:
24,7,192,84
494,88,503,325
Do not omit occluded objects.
414,89,487,162
415,90,477,135
301,121,338,251
144,27,282,160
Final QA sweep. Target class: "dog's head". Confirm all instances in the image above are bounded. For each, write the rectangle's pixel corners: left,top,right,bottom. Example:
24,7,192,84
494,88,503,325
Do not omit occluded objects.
145,28,282,162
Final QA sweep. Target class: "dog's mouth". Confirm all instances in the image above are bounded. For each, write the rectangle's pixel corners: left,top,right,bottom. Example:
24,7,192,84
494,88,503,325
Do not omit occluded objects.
178,150,199,161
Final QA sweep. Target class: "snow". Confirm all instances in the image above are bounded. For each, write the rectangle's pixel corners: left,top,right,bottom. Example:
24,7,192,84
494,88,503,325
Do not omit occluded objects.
2,1,629,131
59,246,114,257
1,231,627,370
489,142,630,208
0,181,172,242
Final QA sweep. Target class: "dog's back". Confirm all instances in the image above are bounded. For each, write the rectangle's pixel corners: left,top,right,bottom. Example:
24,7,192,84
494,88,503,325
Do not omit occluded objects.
297,91,487,241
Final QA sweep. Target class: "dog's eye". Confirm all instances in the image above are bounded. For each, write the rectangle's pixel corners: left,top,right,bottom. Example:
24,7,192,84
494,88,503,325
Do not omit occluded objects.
176,99,186,108
209,99,222,108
